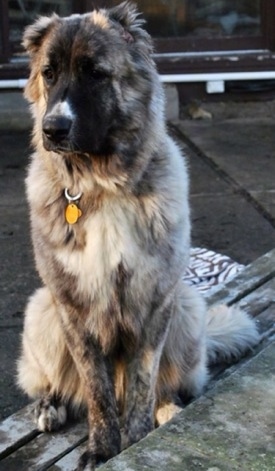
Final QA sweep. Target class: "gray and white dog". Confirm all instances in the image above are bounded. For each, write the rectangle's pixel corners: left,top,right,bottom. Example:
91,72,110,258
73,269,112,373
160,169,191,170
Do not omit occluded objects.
17,2,259,469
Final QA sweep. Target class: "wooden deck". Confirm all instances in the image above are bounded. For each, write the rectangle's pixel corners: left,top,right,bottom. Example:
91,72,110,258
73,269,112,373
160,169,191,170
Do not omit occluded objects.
0,249,275,471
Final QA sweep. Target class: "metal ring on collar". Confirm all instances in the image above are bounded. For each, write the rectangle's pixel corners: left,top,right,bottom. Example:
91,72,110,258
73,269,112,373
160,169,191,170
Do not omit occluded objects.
64,188,82,202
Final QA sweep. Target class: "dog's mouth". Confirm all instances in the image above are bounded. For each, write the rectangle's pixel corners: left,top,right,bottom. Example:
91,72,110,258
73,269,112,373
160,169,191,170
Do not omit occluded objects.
42,133,89,157
43,135,116,161
43,138,74,154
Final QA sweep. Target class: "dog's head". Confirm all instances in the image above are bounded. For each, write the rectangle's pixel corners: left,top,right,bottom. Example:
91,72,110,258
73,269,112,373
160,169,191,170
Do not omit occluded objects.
24,2,160,159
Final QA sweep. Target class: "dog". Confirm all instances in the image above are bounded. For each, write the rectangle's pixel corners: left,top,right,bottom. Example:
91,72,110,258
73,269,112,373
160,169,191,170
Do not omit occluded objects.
17,2,259,469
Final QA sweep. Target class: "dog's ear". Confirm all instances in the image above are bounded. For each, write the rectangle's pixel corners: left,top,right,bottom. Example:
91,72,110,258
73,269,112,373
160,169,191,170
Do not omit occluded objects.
23,15,58,103
108,2,152,50
108,2,142,30
23,14,58,55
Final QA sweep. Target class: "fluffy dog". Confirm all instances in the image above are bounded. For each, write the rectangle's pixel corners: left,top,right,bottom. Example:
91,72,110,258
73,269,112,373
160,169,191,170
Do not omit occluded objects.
17,2,259,469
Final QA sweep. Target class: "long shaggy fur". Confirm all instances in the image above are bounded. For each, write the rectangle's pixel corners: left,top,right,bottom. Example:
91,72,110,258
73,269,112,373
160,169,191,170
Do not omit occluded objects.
17,3,259,469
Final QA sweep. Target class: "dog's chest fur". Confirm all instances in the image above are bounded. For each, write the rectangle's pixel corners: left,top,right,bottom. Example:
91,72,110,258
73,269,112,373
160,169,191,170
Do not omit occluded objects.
28,161,162,353
57,197,140,300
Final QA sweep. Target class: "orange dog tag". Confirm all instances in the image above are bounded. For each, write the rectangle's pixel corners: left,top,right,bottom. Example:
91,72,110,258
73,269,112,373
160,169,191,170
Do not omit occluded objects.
65,203,82,224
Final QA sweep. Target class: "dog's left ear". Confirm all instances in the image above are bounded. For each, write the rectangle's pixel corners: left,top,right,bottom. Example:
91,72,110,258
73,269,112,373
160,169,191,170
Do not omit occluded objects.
108,2,141,30
108,1,153,51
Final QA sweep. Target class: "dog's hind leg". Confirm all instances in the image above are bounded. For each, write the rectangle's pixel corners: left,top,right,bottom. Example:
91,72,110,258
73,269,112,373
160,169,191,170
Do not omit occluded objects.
17,287,85,431
121,284,186,448
156,283,209,422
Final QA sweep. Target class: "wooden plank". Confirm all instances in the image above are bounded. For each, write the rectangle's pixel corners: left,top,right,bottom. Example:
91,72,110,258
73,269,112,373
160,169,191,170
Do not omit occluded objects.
205,248,275,306
0,404,40,459
0,421,87,471
235,278,275,317
255,305,275,338
208,307,275,382
48,443,87,471
205,279,275,384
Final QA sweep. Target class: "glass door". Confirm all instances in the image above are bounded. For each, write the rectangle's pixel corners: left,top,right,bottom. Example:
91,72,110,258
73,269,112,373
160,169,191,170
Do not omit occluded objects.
137,0,261,40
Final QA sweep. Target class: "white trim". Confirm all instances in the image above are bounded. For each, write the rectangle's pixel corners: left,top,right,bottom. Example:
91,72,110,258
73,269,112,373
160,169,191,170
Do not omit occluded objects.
0,79,28,89
153,49,268,59
159,71,275,83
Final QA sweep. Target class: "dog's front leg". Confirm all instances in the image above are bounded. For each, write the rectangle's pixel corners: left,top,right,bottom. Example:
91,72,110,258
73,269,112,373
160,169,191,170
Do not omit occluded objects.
123,299,173,447
122,348,161,446
60,309,121,470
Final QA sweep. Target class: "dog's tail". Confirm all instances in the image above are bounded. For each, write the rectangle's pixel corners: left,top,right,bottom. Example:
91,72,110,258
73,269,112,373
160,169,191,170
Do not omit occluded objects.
206,304,260,364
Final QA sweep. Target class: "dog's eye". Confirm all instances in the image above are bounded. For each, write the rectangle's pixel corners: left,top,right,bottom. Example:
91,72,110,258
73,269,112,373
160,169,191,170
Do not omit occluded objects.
42,66,55,84
79,60,108,81
90,69,108,81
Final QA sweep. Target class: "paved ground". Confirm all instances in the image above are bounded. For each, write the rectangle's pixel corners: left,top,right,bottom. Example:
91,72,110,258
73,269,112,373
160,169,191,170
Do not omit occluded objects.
0,94,275,420
176,100,275,263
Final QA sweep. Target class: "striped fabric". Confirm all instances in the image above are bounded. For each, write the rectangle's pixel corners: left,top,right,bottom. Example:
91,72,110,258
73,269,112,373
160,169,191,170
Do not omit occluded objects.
183,248,244,293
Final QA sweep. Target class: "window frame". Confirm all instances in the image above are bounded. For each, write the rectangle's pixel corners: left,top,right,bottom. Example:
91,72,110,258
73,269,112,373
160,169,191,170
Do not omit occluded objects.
0,0,9,63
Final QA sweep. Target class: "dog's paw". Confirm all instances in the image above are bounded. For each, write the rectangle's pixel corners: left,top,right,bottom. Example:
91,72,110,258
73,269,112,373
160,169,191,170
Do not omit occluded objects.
120,429,129,451
75,451,96,471
155,402,182,426
76,421,121,470
34,396,67,432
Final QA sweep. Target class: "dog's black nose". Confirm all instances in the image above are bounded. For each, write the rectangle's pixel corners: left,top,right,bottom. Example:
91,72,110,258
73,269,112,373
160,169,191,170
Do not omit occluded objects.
43,116,72,143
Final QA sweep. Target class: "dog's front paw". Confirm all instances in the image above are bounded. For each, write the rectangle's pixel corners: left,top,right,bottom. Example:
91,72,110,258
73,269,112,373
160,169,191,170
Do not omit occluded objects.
75,451,96,471
76,423,121,470
124,407,154,447
34,395,67,432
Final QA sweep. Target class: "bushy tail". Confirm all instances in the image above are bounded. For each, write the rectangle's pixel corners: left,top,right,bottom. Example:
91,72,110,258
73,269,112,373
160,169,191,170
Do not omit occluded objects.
206,304,260,364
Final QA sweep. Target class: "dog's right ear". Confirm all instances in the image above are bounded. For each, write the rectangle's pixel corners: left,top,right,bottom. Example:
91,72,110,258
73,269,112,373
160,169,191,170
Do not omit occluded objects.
23,14,58,55
107,2,153,52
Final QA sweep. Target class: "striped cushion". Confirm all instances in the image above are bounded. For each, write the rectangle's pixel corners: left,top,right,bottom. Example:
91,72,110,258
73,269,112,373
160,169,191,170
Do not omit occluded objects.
183,248,244,293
